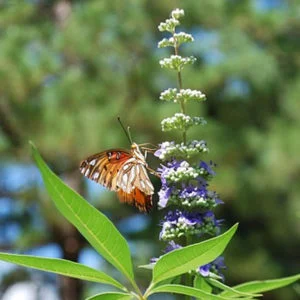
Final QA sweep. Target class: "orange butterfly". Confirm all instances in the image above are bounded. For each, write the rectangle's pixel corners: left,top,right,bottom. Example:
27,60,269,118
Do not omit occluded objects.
80,120,156,212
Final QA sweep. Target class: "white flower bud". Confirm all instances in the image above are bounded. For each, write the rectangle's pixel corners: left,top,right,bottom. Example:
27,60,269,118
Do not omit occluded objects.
158,18,180,33
171,8,185,19
159,55,196,71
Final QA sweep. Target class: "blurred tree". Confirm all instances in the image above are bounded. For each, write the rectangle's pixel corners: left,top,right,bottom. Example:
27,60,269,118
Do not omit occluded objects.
0,0,299,299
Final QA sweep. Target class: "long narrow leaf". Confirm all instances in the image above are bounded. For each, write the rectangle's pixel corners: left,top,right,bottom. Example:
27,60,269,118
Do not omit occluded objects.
86,292,133,300
148,284,234,300
0,253,125,290
220,274,300,297
194,276,213,294
152,223,238,284
31,143,134,283
208,278,261,298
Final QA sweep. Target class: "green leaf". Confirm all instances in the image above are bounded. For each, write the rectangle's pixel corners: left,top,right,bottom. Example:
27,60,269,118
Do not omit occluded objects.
0,253,125,290
31,143,134,284
208,278,260,298
220,274,300,297
148,284,233,300
138,263,154,270
86,292,133,300
194,276,213,294
152,223,238,284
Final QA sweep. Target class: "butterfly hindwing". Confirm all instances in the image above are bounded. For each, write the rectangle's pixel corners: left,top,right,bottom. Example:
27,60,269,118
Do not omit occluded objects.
117,188,152,213
117,162,154,195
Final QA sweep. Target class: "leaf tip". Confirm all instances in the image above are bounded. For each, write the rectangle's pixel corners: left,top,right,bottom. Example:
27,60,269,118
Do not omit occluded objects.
28,140,35,148
29,140,38,156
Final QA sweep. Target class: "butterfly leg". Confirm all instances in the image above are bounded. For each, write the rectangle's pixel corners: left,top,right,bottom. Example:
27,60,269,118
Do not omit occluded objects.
139,143,158,153
140,146,157,153
147,166,161,178
139,142,157,147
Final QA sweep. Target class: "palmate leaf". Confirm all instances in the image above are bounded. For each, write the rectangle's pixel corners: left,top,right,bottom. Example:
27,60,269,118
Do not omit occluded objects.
220,274,300,297
152,223,238,284
0,253,124,290
86,292,133,300
31,143,135,285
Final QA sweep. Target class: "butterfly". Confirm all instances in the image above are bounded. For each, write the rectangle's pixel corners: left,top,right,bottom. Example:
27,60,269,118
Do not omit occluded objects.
79,142,155,212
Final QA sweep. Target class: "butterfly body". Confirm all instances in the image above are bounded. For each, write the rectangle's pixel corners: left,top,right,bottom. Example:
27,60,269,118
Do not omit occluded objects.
80,143,154,212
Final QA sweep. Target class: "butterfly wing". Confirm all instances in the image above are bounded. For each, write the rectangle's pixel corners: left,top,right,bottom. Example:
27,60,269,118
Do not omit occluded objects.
117,188,152,213
117,161,154,212
80,146,154,212
79,149,131,191
117,161,154,194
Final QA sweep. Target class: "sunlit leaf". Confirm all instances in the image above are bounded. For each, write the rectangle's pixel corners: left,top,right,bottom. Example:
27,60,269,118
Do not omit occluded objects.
220,274,300,297
31,142,135,284
86,292,133,300
148,284,232,300
208,278,260,298
152,223,238,284
0,253,125,290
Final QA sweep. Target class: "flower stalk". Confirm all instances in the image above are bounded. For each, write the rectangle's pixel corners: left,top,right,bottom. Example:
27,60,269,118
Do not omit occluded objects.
174,37,186,145
154,8,226,291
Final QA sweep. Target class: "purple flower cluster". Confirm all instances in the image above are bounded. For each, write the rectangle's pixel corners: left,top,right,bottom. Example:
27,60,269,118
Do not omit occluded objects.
159,210,221,241
154,141,226,279
154,140,208,161
158,183,222,209
156,151,222,210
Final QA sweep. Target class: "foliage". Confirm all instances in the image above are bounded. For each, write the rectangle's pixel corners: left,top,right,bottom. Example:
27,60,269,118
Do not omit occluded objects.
0,141,298,299
0,143,298,299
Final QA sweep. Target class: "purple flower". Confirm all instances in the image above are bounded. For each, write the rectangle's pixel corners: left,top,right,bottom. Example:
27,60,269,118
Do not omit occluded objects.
164,241,182,253
157,160,181,186
150,241,182,265
179,184,207,199
158,186,174,208
199,256,226,279
154,141,175,158
200,160,216,176
150,257,158,264
199,264,210,277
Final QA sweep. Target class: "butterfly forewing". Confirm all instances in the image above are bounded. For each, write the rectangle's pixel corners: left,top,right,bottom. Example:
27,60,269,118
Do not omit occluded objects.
80,149,131,191
80,144,154,212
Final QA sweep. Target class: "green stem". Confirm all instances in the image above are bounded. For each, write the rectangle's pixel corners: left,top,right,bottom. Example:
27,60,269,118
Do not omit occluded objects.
174,40,187,145
130,279,145,300
143,282,154,299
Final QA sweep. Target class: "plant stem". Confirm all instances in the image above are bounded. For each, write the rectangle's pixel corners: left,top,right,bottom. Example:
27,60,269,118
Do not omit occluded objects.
173,29,190,300
174,40,187,145
130,279,145,300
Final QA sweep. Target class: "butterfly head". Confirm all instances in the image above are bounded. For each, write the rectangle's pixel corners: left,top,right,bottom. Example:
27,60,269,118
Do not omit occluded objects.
130,142,146,161
131,142,139,150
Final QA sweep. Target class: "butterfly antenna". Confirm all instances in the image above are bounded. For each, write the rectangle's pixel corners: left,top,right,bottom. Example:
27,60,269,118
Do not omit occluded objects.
117,117,133,144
